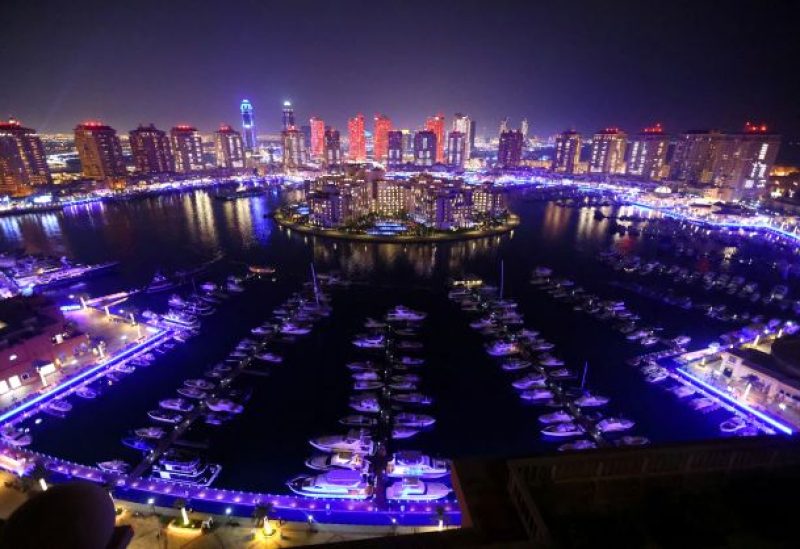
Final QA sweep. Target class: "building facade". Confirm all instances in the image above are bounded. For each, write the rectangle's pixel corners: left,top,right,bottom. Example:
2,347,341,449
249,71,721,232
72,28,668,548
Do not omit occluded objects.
626,124,669,180
552,130,582,174
414,130,437,167
424,114,445,163
74,121,126,181
282,101,295,130
348,113,366,162
169,125,204,173
0,118,51,196
498,130,523,168
323,127,342,169
373,114,392,162
282,128,304,169
387,130,404,168
129,124,174,175
452,113,475,160
309,117,325,160
589,128,627,174
240,99,256,152
214,124,245,169
447,131,466,169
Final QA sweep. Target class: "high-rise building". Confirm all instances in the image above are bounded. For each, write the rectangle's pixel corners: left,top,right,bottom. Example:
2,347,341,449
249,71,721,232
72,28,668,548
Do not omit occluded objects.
282,128,304,169
499,117,510,135
387,130,404,168
282,101,295,130
447,131,466,169
240,99,256,152
414,130,437,167
552,130,582,174
129,124,174,175
300,125,311,160
714,123,780,201
452,113,475,160
520,118,529,140
669,130,725,183
348,113,366,162
74,121,126,180
424,114,445,163
214,124,245,169
309,117,325,160
0,117,51,196
323,127,342,168
498,130,524,168
373,114,392,162
627,124,669,180
589,128,627,174
170,125,204,173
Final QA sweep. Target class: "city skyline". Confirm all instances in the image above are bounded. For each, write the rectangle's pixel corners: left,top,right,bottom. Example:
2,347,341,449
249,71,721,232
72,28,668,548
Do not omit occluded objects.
1,0,797,140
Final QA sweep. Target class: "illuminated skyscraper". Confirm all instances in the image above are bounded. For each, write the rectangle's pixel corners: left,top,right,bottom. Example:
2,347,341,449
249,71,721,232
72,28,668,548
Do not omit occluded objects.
498,130,523,168
0,117,51,196
240,99,256,152
129,124,174,174
323,127,342,169
282,128,304,169
214,124,245,169
310,117,325,159
373,114,392,162
348,113,366,162
714,123,780,201
499,117,509,135
627,124,669,180
669,130,725,183
520,118,529,140
447,131,466,169
282,101,295,130
552,130,582,174
74,121,126,180
170,125,204,173
452,113,475,159
424,114,445,163
413,130,437,167
589,128,627,174
387,130,404,168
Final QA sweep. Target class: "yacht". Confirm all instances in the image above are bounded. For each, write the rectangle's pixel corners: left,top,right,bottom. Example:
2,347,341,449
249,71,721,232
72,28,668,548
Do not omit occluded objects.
670,385,696,398
596,417,635,433
354,381,384,391
394,413,436,428
673,335,691,347
353,334,386,349
135,426,166,439
200,281,218,293
520,388,555,402
184,378,215,391
206,398,244,414
529,341,555,351
281,323,312,335
641,336,659,346
386,306,426,322
309,430,375,455
146,272,176,293
161,311,200,330
75,386,98,399
47,400,72,414
392,427,419,439
97,460,129,474
364,318,387,329
148,409,183,424
306,452,370,472
353,370,380,381
538,354,564,367
386,478,450,501
399,356,425,366
350,395,381,413
389,381,417,391
689,397,715,411
386,452,450,479
151,449,221,486
256,352,282,364
0,427,32,447
397,340,423,350
512,372,546,390
122,436,156,452
645,370,668,383
392,373,421,383
548,368,575,379
114,363,136,374
615,435,650,447
558,439,597,452
392,393,433,405
574,393,610,407
160,398,194,412
542,422,585,437
339,415,378,428
538,410,573,424
486,341,520,357
168,294,187,308
347,361,376,371
502,359,531,371
177,387,207,399
287,469,372,500
720,416,747,433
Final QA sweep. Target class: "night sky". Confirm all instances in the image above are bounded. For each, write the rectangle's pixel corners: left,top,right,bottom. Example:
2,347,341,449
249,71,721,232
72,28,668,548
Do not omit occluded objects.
1,0,798,140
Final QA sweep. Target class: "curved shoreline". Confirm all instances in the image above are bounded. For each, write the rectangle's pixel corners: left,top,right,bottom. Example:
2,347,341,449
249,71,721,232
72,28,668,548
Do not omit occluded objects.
274,213,519,243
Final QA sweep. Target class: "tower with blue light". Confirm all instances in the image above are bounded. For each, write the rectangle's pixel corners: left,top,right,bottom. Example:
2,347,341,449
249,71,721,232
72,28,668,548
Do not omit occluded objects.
240,99,256,152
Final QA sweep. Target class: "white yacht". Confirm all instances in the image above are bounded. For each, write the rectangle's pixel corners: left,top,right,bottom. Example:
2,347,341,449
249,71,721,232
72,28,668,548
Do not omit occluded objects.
47,400,72,414
720,416,747,433
135,426,166,439
386,478,450,501
542,422,585,437
394,413,436,428
574,393,610,407
392,393,433,405
689,397,716,411
353,334,386,349
538,410,573,424
151,449,221,486
511,372,546,390
281,323,312,335
184,378,215,391
206,398,243,414
486,341,520,357
350,395,381,413
520,388,555,402
339,415,378,427
0,427,32,447
389,380,417,391
160,398,194,412
147,409,183,424
364,318,387,329
309,430,376,455
670,385,696,399
386,452,450,479
645,370,668,383
596,417,635,433
392,427,419,439
97,460,129,474
177,387,207,399
354,381,384,391
615,435,650,447
502,359,531,371
305,452,370,472
75,386,98,399
548,368,574,379
256,352,282,363
558,439,597,452
352,371,380,381
399,356,425,366
287,469,372,500
538,354,564,367
386,306,427,322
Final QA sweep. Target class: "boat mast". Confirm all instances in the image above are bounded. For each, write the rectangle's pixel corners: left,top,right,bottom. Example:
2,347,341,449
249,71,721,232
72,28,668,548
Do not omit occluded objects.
580,361,589,390
499,260,505,300
310,262,320,306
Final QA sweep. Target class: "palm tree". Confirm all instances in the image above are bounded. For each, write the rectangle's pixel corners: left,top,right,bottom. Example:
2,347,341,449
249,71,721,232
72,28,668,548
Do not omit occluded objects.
173,497,189,526
253,502,276,535
435,505,445,530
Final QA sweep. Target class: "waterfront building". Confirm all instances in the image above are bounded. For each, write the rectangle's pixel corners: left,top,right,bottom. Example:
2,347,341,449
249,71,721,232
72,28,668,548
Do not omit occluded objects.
74,121,126,181
551,130,582,174
348,113,366,162
472,181,507,216
452,113,475,159
499,117,509,135
169,125,204,173
323,127,342,169
282,128,304,169
424,114,445,163
371,179,407,216
589,128,627,174
447,131,466,169
282,101,295,130
387,130,404,168
414,130,437,167
520,118,529,150
240,99,256,152
0,118,51,196
129,124,174,175
626,123,669,180
497,130,523,168
309,117,325,160
373,114,392,162
713,123,781,201
669,130,725,184
300,125,311,161
214,124,245,169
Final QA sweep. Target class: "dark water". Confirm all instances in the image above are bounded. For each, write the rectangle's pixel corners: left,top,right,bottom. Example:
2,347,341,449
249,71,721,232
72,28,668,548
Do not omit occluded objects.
0,190,745,494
